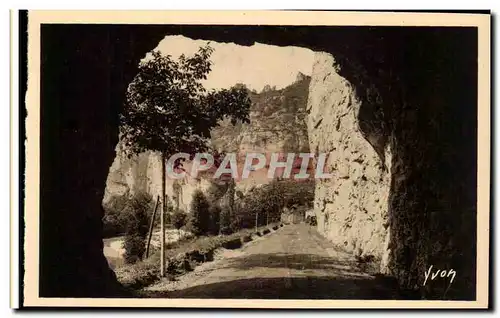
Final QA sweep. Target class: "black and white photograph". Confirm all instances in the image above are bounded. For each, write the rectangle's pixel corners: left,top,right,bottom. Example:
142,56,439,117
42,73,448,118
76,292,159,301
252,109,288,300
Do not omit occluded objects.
19,10,490,308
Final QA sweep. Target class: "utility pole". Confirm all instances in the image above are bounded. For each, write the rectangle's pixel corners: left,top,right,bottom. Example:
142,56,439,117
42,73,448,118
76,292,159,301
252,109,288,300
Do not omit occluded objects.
145,196,160,258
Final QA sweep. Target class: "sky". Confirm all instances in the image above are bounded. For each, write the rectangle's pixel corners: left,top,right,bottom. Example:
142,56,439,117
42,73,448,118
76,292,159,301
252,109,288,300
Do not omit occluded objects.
148,35,315,92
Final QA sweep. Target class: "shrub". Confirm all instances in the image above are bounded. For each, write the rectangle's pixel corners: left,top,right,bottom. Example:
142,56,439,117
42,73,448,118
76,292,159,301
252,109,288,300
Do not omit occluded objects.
241,235,252,243
187,190,211,236
102,195,131,238
262,229,270,235
124,235,147,264
221,238,243,249
123,193,154,264
220,226,233,235
272,225,279,230
171,210,187,231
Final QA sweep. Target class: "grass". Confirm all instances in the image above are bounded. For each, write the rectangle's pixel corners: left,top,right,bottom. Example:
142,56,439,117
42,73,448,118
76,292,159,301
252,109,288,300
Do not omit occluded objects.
114,222,284,290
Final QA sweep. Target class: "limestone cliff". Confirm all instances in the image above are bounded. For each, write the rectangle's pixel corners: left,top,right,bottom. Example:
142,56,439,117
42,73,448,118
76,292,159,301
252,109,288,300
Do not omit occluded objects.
103,146,162,204
212,76,311,192
104,148,211,213
306,52,391,269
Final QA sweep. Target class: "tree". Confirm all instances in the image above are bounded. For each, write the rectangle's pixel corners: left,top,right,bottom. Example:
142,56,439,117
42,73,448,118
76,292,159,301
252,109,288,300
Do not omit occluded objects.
188,190,211,236
208,204,221,235
205,180,228,235
219,206,232,235
119,44,251,274
120,44,251,219
120,44,251,159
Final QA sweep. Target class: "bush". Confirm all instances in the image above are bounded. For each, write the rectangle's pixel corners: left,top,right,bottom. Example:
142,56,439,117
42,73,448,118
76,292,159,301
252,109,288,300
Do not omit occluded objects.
171,210,187,231
272,225,279,230
102,210,127,238
262,229,271,235
102,195,131,238
187,190,211,236
241,235,252,243
124,235,147,264
221,237,243,249
123,193,154,264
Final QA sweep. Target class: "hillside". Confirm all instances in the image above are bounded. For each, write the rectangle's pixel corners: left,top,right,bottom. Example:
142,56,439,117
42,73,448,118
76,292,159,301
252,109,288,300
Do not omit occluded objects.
211,73,311,154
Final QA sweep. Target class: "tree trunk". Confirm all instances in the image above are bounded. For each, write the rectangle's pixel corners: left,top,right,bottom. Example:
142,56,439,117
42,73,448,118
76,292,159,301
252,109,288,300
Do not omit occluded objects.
255,211,258,232
160,151,166,277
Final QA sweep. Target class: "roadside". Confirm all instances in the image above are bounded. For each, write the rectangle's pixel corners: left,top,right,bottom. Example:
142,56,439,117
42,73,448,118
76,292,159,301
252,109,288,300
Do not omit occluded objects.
114,222,285,291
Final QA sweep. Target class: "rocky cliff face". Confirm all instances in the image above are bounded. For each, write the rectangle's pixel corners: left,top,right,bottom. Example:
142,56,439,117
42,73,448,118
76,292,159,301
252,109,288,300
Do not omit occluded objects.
306,52,391,268
104,147,212,213
212,76,311,192
103,146,162,204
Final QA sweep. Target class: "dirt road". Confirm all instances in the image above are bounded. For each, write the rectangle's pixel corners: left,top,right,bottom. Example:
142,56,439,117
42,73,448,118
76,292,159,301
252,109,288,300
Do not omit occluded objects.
142,224,400,299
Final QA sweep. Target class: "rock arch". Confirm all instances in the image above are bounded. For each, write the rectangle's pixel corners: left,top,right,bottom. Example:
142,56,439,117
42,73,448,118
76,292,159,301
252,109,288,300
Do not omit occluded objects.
38,25,477,299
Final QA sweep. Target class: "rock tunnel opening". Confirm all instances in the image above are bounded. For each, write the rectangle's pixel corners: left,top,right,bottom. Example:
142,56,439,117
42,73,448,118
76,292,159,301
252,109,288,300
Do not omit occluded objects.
39,24,478,300
102,35,318,270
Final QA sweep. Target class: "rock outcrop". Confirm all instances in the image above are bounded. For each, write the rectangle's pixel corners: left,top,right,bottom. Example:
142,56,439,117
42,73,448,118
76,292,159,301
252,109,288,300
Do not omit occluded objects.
104,148,212,213
212,76,311,192
103,147,162,204
306,52,391,268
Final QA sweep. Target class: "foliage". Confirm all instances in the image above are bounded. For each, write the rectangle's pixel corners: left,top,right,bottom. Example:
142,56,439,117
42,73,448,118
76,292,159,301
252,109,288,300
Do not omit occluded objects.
205,181,229,204
171,209,187,230
102,193,155,238
219,206,232,235
123,193,154,264
187,190,211,236
208,204,221,235
234,180,315,230
102,194,132,237
119,44,251,159
226,179,236,214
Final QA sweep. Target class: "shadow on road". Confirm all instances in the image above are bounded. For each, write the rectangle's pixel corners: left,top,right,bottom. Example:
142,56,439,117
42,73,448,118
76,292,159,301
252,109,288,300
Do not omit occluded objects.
143,276,409,299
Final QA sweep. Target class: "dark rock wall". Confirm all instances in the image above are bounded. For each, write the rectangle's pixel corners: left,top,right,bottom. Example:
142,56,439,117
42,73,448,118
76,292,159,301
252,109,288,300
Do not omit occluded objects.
39,25,477,299
385,29,478,300
40,25,167,297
